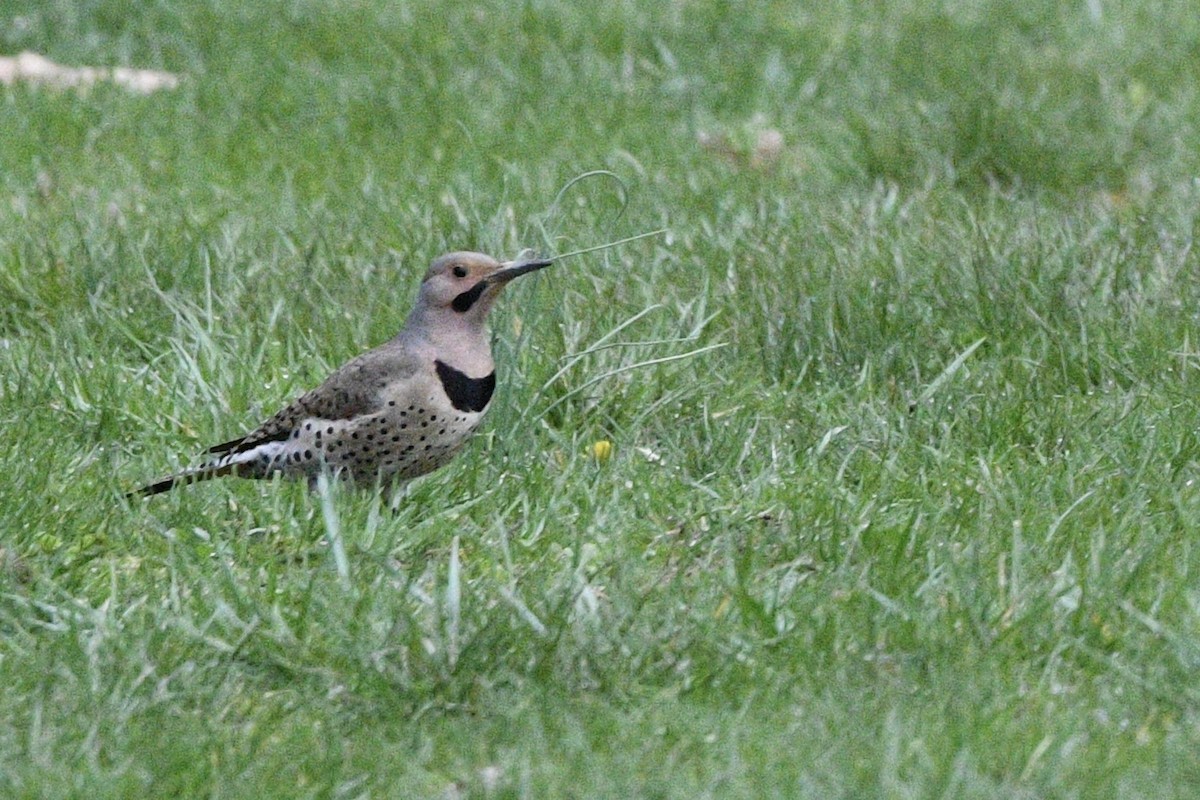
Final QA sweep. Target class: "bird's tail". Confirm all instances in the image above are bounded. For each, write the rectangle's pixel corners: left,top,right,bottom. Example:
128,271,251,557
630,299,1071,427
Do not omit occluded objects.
128,440,291,499
126,463,236,498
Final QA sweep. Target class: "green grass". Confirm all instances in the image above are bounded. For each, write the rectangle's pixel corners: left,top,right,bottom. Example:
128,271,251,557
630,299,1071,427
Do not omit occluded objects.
2,0,1200,796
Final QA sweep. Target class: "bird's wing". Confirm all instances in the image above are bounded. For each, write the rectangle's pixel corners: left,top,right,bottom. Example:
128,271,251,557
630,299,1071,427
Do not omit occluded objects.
206,347,422,457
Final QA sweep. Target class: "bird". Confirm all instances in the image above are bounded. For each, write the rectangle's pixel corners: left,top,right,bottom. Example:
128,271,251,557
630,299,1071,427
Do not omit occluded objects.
129,250,553,498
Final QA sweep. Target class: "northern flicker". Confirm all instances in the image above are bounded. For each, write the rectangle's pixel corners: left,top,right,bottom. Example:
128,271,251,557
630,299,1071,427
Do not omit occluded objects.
129,250,552,497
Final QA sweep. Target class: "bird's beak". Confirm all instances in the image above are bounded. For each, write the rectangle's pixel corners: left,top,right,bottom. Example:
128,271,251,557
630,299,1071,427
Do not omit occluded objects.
490,255,553,285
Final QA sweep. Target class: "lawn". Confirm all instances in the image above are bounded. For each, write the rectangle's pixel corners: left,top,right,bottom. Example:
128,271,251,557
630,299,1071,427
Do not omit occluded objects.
2,0,1199,797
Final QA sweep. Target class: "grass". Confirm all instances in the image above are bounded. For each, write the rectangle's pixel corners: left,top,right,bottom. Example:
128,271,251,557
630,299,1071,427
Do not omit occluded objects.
2,0,1200,796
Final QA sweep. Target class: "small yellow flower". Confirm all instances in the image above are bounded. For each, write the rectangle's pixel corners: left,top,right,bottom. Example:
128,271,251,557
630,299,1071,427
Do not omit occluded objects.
590,440,613,462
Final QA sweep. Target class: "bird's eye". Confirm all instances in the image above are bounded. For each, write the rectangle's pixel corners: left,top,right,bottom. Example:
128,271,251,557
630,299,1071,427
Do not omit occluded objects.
452,265,468,278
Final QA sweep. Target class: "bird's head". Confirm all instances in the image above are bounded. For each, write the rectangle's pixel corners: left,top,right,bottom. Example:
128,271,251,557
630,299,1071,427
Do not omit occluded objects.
417,250,553,319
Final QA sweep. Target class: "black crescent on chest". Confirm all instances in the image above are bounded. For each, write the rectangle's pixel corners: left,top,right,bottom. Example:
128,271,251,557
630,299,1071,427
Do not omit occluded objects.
435,360,496,413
